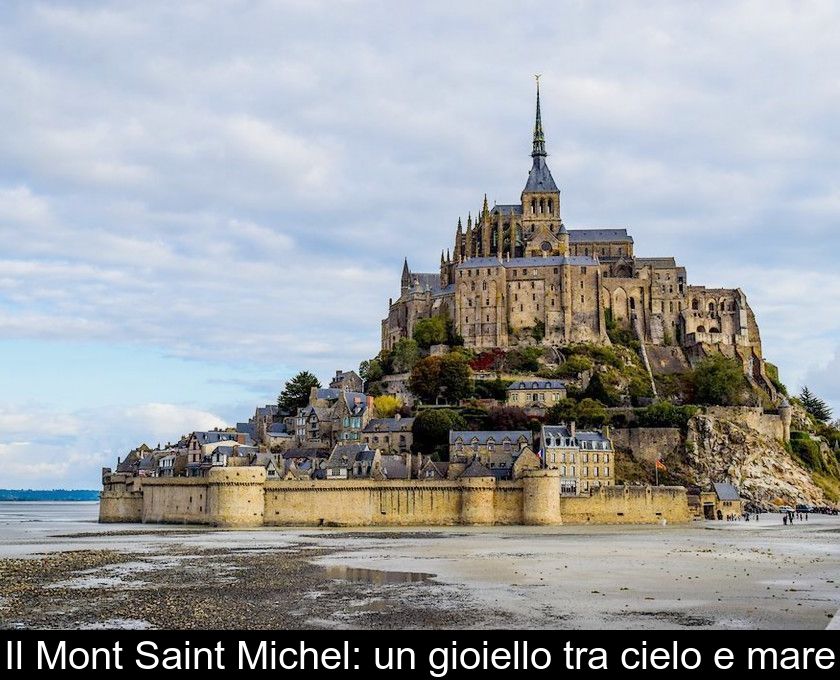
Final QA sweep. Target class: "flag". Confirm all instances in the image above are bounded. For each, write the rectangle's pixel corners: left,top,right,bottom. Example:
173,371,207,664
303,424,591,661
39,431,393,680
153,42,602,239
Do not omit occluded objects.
655,459,667,472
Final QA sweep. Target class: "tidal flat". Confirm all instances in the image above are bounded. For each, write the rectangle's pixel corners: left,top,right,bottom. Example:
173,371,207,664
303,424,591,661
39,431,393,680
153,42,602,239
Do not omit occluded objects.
1,502,838,629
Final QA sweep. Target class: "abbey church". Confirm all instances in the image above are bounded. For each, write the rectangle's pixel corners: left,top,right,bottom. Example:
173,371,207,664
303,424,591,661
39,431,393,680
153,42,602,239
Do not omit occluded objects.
382,83,777,399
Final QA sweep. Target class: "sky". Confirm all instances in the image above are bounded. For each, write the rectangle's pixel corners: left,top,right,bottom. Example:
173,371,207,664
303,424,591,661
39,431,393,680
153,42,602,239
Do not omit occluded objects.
1,1,839,488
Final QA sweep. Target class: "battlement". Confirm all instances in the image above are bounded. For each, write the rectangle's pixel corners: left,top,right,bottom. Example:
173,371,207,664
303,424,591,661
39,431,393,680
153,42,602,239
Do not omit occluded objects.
100,470,690,527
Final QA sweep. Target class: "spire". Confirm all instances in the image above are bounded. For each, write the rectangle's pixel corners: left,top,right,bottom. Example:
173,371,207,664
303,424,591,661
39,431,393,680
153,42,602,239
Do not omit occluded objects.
440,250,445,265
446,248,450,262
532,74,546,158
482,193,489,221
401,257,411,292
456,217,463,234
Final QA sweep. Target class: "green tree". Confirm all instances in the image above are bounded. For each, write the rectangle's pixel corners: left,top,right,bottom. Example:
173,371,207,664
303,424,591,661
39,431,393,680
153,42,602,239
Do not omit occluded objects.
799,386,833,423
505,347,542,373
408,352,472,404
691,355,745,406
412,408,467,458
486,405,530,431
439,352,473,403
392,338,420,373
545,398,579,424
359,358,383,384
408,356,443,403
583,372,622,406
532,319,545,342
413,316,448,349
277,371,321,414
575,398,608,428
635,401,698,430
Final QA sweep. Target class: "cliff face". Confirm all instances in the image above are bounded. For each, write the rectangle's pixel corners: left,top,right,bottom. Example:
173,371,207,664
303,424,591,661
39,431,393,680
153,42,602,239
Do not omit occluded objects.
685,412,826,506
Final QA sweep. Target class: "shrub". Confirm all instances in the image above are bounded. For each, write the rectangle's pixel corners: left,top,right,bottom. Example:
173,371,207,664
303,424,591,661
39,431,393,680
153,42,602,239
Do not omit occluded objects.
691,355,746,406
505,347,542,373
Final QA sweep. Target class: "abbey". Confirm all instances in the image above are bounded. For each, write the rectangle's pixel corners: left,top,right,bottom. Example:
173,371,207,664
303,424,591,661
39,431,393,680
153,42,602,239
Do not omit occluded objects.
382,83,776,398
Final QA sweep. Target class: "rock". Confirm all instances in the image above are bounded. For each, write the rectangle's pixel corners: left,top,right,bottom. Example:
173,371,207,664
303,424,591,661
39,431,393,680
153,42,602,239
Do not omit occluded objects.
685,413,826,506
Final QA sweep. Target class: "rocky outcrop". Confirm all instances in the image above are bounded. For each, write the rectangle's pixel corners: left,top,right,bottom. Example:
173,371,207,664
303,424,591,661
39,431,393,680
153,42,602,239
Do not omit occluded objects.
685,412,826,506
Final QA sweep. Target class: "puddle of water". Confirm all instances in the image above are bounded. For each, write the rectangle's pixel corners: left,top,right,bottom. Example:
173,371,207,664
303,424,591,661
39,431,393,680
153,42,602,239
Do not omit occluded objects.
324,565,434,584
79,618,153,630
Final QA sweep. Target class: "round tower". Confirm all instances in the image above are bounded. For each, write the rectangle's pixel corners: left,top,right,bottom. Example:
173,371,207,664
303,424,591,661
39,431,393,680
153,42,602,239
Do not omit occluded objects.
522,468,561,525
206,466,266,527
460,476,496,525
778,396,792,443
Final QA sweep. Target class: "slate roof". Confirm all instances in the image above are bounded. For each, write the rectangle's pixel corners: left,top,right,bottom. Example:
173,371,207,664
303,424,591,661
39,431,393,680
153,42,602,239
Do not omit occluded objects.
567,229,633,243
459,459,495,478
326,444,371,469
456,255,599,269
507,378,566,391
255,405,278,418
491,204,524,216
379,454,409,479
267,422,288,434
236,422,256,438
636,257,677,269
421,460,450,478
541,425,575,443
282,447,329,460
192,431,237,446
576,431,613,448
409,272,444,293
448,430,533,446
363,417,415,433
138,454,158,472
523,156,559,192
713,482,741,501
299,404,332,421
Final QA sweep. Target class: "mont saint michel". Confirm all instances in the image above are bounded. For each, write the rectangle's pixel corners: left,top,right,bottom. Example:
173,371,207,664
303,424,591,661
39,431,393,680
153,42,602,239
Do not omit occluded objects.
97,84,839,531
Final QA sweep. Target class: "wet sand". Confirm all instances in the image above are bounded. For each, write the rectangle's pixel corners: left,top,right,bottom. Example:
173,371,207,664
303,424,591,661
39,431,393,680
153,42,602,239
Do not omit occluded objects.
1,502,838,629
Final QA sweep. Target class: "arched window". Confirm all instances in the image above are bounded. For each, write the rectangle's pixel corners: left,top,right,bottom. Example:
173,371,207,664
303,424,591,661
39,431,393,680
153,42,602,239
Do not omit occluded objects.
696,325,706,333
709,327,720,333
708,302,716,313
539,198,544,214
548,199,553,214
629,297,636,310
691,299,699,310
531,198,536,214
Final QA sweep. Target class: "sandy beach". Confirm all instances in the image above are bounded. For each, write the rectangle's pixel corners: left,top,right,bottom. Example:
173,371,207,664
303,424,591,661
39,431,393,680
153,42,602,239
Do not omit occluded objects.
1,502,838,629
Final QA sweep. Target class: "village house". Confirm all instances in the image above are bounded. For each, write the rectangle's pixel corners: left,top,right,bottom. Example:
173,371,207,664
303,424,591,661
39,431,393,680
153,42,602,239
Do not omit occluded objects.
294,387,373,448
329,369,364,393
448,430,534,479
325,443,377,479
361,415,415,453
506,378,567,409
541,423,614,494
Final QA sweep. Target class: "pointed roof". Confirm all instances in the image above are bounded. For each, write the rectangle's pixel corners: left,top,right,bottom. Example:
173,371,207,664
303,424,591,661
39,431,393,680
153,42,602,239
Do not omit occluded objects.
532,76,546,158
459,458,494,478
524,77,559,194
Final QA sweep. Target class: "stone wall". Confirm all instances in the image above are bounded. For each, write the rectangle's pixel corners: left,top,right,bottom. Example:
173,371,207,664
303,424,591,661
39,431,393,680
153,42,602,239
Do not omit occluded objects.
703,406,784,442
99,470,689,527
612,427,683,464
559,485,690,524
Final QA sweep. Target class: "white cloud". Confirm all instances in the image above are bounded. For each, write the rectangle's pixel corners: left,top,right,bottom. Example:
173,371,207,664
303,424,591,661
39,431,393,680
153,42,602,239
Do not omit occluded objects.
0,2,839,484
0,401,228,488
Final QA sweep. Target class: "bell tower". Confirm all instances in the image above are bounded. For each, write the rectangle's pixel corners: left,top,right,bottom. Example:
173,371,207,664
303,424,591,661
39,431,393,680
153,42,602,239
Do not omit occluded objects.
521,76,562,253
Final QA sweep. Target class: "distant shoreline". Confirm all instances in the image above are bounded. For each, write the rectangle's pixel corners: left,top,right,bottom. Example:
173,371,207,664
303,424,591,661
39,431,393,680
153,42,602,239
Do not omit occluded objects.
0,490,99,502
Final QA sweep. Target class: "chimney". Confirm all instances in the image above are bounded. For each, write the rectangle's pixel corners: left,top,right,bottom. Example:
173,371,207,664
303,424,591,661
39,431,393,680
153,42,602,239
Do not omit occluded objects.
395,413,401,421
570,421,576,438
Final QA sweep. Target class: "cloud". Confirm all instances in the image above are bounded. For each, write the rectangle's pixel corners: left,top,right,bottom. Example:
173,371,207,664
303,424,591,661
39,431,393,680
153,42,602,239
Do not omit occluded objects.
0,402,228,488
1,2,839,484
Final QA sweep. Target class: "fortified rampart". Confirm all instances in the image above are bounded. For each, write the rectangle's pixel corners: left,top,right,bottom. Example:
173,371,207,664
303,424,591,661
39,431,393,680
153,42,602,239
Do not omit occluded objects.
100,467,690,527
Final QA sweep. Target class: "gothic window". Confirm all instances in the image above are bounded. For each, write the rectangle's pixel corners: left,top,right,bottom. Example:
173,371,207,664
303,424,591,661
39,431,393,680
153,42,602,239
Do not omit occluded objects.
708,302,716,312
531,198,536,214
691,299,699,310
630,297,636,310
548,199,553,214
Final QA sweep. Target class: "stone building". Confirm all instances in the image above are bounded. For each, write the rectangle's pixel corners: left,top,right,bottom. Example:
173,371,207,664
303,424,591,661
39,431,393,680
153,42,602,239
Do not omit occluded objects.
381,82,776,400
448,430,533,479
541,423,614,495
294,387,373,448
506,378,567,409
361,415,414,453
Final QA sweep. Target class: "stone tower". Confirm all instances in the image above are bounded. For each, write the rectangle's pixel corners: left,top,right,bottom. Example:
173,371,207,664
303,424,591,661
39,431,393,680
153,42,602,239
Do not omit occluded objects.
521,77,565,257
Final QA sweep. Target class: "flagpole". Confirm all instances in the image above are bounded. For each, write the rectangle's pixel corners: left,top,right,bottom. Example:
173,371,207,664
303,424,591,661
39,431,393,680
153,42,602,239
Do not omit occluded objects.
655,462,658,486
